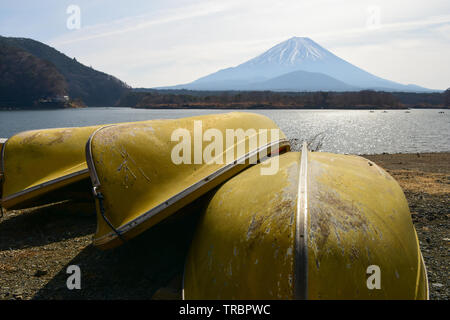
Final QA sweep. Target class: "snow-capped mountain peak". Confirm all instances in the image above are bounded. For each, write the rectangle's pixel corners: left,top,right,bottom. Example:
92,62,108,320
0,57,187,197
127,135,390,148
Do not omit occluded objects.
246,37,331,66
163,36,431,92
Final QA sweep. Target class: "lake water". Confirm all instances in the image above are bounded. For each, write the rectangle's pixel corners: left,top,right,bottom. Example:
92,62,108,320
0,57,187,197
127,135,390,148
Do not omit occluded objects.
0,108,448,154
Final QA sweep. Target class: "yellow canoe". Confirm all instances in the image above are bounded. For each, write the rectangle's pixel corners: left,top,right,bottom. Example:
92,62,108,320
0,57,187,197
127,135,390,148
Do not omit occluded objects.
86,112,289,249
183,144,428,299
0,138,6,206
0,125,104,210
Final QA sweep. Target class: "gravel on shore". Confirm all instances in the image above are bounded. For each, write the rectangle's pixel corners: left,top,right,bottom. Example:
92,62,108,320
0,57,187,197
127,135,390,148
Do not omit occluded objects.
0,152,448,300
364,153,449,300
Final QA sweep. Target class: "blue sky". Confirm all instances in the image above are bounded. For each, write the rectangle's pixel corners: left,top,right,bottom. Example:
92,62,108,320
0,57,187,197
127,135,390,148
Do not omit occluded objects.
1,0,449,90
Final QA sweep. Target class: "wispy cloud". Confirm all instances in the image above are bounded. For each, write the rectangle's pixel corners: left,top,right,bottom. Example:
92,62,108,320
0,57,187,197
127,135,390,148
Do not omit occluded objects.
45,0,450,90
314,14,450,46
50,1,239,46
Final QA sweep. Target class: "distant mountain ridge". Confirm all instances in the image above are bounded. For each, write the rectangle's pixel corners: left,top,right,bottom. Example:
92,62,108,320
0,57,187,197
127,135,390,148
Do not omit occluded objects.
0,36,130,108
243,70,358,92
163,37,434,92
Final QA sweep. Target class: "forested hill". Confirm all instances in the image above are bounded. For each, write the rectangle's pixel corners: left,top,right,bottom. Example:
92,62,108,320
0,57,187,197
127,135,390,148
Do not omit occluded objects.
0,36,130,108
0,44,68,108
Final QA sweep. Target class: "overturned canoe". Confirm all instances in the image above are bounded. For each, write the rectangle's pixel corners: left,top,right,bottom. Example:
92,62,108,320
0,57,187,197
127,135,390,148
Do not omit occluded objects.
183,144,428,299
0,138,5,205
0,125,104,210
86,112,289,249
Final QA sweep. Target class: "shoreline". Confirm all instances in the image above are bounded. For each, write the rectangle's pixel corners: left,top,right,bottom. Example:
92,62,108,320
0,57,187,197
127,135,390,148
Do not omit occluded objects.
130,106,449,110
0,152,448,300
1,106,448,111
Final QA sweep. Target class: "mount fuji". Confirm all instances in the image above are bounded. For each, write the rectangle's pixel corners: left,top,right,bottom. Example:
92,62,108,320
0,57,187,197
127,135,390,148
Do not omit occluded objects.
163,37,431,92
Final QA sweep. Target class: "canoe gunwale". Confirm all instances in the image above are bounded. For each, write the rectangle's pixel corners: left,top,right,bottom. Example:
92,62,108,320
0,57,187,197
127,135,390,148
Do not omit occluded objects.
414,228,430,299
0,138,6,206
85,124,122,242
422,250,430,299
86,128,290,248
0,138,7,178
294,142,309,300
0,169,90,208
85,125,117,190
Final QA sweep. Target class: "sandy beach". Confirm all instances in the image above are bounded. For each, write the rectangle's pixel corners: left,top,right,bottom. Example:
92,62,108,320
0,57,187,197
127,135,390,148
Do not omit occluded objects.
0,152,448,300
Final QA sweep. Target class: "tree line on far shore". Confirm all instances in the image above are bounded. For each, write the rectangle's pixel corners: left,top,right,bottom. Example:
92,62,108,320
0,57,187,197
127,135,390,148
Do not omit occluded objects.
117,89,450,109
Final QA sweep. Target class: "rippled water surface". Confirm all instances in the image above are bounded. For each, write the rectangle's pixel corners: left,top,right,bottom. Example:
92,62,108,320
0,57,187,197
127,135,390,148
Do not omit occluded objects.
0,108,448,154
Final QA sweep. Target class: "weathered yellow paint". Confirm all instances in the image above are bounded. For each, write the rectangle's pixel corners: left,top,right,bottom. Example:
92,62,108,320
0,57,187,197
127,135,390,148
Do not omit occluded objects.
307,152,428,299
0,138,5,204
184,152,299,299
1,125,104,209
183,151,428,299
87,112,288,250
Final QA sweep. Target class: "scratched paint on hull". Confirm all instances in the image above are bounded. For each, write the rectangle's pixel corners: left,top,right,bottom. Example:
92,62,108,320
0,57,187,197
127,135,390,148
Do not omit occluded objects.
87,112,288,249
307,152,428,299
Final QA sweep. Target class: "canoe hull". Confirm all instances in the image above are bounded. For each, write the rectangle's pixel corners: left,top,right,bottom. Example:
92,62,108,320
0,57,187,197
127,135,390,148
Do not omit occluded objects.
183,149,428,299
0,126,102,210
86,112,289,249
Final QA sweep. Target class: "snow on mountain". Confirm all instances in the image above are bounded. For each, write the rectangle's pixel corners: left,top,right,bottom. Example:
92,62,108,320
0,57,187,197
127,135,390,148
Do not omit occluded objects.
164,37,432,92
246,37,331,66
